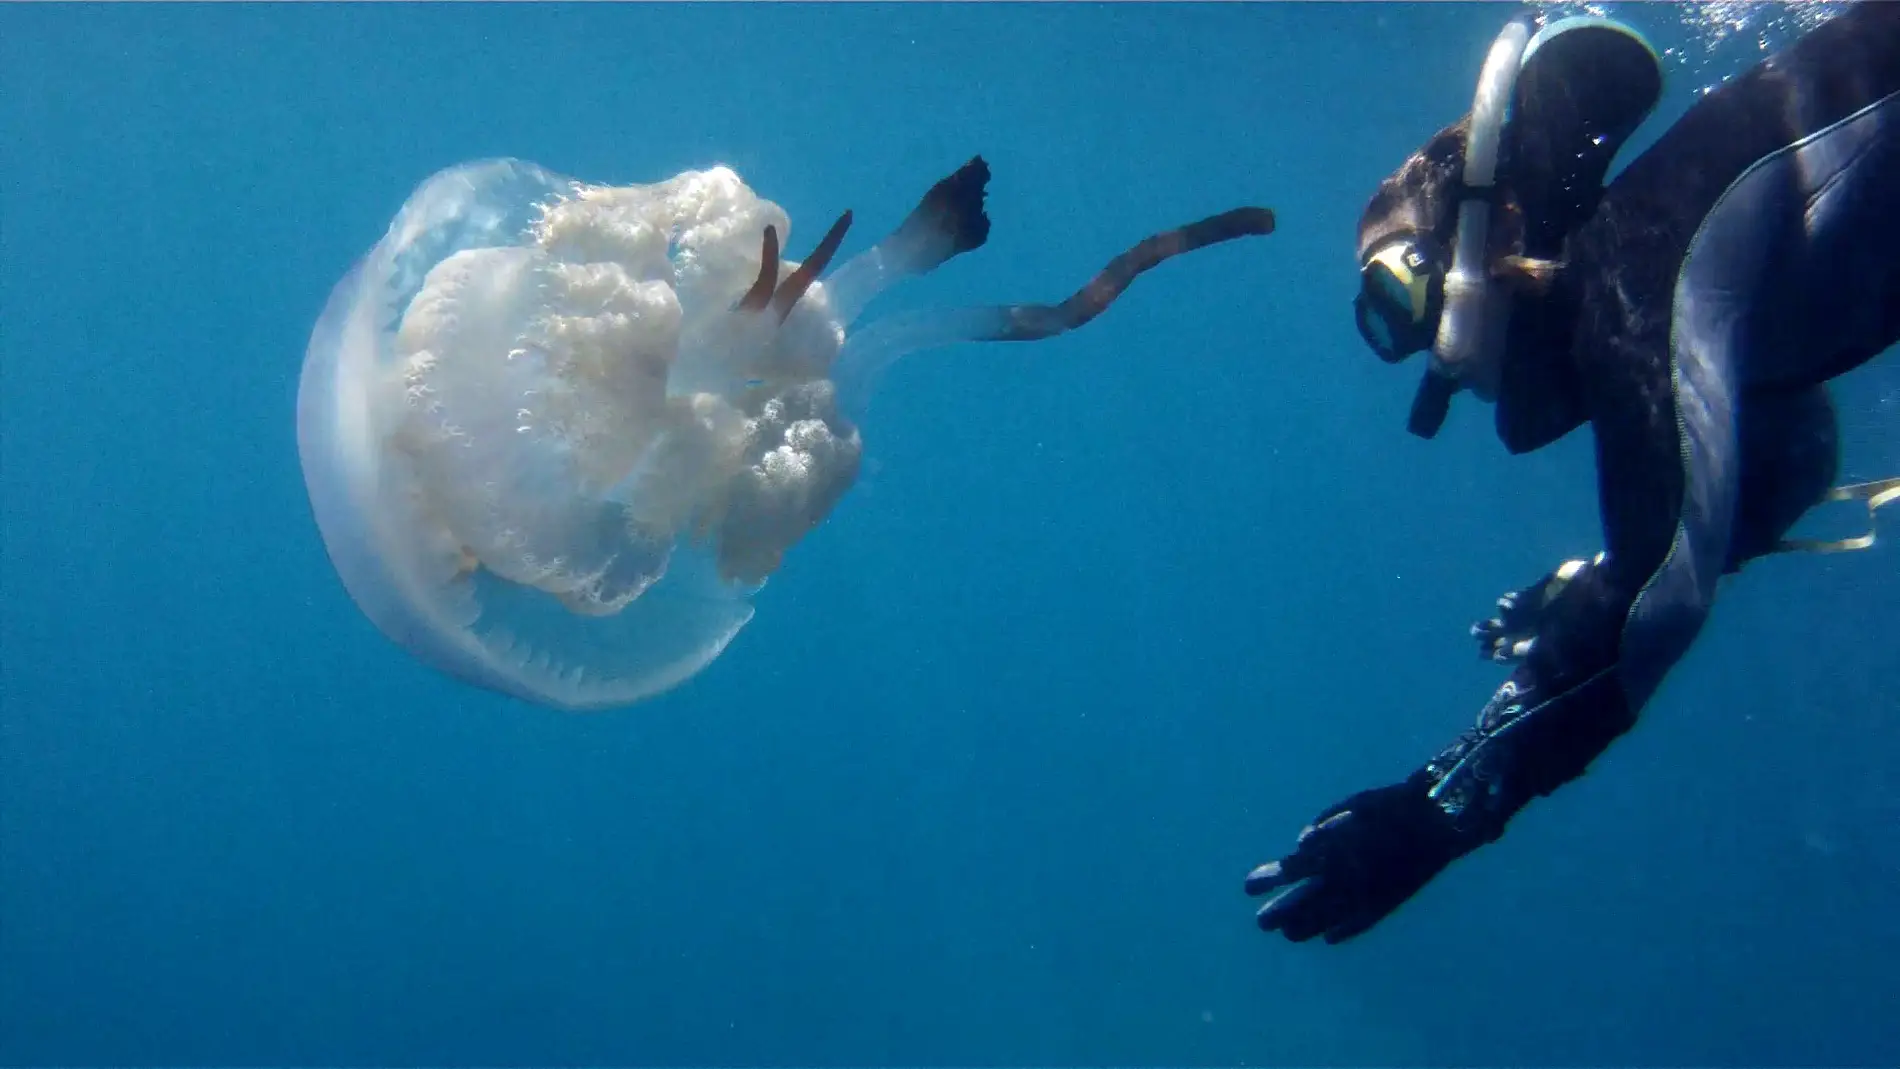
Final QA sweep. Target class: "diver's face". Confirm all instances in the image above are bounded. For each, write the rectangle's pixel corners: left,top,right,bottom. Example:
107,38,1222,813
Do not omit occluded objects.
1353,232,1444,363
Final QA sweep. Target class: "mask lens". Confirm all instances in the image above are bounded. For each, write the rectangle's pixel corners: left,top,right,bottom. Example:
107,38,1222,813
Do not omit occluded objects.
1355,293,1406,363
1366,261,1415,313
1353,239,1436,363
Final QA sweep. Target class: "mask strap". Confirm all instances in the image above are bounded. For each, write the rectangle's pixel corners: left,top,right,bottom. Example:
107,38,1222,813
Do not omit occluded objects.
1772,477,1900,555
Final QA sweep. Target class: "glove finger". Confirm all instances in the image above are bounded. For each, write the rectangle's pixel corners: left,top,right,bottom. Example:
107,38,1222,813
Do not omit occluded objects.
1244,860,1287,896
1254,877,1324,936
1244,850,1318,895
1492,636,1535,663
1305,806,1358,837
1247,806,1358,898
1497,592,1537,629
1270,882,1339,943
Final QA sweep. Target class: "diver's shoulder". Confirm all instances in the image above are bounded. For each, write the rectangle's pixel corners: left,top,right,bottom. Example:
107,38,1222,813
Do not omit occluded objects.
1598,5,1900,222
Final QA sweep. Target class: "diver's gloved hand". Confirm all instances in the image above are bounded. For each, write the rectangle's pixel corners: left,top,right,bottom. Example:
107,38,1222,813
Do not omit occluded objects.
1245,772,1474,944
1470,552,1605,664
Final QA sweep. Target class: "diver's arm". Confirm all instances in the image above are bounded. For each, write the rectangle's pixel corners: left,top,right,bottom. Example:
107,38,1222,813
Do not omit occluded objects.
1247,384,1683,943
1416,556,1640,841
1243,557,1649,944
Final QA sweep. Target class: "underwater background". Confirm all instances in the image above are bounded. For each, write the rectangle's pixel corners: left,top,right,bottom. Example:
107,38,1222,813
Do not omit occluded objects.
2,2,1896,1065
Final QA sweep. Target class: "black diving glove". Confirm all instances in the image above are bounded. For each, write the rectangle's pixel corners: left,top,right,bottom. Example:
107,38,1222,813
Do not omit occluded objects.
1244,771,1478,944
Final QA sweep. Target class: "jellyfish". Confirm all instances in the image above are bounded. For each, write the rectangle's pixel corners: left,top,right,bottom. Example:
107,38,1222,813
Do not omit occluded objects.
296,155,1274,710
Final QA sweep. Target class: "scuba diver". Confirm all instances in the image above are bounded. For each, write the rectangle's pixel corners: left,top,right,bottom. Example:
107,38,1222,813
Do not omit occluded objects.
1245,2,1900,944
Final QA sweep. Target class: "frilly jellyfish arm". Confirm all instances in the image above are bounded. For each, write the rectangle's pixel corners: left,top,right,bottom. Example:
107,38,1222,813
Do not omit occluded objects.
296,154,1273,712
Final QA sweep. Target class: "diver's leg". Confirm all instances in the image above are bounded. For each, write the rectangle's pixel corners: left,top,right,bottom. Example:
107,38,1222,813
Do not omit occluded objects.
1727,386,1841,569
1713,90,1900,393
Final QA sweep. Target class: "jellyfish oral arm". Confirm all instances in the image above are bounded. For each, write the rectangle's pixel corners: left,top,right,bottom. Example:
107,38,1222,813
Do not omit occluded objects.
823,156,996,325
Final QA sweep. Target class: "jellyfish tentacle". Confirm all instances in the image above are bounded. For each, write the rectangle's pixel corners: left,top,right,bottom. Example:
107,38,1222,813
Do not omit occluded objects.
831,204,1276,411
977,206,1278,341
884,155,992,268
736,225,781,312
826,156,995,324
771,209,854,321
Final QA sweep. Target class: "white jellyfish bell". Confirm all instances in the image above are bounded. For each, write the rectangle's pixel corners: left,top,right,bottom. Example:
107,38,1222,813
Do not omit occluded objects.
297,155,1274,710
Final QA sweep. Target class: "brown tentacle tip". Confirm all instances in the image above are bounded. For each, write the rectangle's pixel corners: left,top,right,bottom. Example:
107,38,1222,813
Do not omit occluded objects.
973,202,1278,343
772,209,854,321
737,225,781,312
900,155,993,261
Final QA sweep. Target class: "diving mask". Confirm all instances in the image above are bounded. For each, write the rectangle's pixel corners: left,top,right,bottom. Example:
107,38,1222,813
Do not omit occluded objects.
1353,233,1446,363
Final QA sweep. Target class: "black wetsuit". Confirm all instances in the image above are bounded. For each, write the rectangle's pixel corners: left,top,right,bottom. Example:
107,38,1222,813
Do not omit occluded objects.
1248,3,1900,945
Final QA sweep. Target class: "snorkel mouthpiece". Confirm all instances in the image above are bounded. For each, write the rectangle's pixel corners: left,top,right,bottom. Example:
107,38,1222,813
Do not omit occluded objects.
1407,369,1459,439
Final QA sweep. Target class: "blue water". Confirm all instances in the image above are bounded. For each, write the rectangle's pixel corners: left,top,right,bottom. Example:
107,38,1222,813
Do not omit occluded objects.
3,2,1896,1065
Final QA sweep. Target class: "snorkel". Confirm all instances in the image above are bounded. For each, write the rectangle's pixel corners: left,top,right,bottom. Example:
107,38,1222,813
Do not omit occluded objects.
1406,15,1533,438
